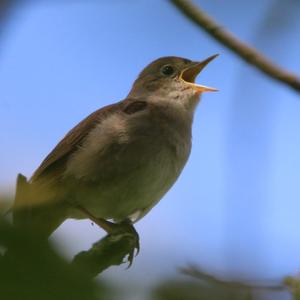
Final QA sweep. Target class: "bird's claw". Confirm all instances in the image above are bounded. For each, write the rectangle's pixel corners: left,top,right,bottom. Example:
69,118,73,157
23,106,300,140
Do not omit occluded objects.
107,220,140,268
126,235,140,268
115,220,140,269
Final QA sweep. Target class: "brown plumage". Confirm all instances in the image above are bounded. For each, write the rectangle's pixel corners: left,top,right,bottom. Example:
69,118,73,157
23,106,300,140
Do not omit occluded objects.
13,55,218,237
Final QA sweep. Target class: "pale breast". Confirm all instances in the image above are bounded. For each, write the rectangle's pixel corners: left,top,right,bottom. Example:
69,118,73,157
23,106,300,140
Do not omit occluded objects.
66,105,192,221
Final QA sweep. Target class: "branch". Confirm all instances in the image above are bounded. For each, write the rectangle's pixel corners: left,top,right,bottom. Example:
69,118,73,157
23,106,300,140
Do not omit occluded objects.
71,229,139,278
170,0,300,92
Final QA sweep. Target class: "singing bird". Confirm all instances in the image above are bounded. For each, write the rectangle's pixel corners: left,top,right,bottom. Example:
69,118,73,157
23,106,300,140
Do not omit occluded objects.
13,55,218,238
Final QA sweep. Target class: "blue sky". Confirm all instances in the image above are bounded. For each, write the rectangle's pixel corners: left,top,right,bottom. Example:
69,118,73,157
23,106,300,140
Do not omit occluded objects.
1,1,300,299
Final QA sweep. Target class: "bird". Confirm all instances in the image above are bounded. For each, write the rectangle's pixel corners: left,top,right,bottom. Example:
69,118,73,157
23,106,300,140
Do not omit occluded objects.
13,55,218,241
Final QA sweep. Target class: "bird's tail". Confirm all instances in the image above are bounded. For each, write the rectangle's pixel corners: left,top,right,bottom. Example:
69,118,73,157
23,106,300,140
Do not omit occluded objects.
12,173,65,237
13,174,30,227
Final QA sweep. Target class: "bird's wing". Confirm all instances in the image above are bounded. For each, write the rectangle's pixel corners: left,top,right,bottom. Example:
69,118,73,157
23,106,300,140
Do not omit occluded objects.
31,98,148,184
13,98,148,236
31,102,121,183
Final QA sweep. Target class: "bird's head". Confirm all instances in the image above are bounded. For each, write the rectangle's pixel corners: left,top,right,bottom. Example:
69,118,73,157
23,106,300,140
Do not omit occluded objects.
128,55,218,111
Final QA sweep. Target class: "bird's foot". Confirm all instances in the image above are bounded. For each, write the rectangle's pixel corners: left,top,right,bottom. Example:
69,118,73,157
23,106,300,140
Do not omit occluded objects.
106,219,140,267
75,205,139,267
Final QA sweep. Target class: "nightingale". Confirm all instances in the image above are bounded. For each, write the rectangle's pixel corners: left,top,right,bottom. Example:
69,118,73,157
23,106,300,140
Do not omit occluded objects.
13,55,218,238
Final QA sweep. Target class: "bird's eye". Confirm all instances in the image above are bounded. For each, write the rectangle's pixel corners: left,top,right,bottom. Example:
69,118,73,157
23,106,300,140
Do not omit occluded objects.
161,65,175,76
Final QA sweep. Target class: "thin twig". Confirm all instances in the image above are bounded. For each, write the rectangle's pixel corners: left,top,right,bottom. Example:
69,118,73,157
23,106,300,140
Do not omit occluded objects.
170,0,300,92
0,0,17,34
181,265,286,291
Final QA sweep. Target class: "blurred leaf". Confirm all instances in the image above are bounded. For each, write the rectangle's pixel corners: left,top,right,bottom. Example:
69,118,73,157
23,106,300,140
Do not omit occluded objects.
284,274,300,300
0,219,108,300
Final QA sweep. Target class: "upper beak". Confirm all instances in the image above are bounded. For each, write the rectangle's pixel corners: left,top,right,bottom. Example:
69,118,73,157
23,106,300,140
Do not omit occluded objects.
180,54,219,92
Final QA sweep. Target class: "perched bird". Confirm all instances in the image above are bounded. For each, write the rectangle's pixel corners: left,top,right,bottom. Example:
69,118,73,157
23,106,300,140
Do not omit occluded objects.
13,55,218,239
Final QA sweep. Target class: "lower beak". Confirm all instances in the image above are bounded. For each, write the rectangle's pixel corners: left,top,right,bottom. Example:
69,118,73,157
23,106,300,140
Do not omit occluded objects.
180,54,219,92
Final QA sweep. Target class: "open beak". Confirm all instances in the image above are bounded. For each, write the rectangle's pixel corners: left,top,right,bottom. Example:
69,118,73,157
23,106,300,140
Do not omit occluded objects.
180,54,219,92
